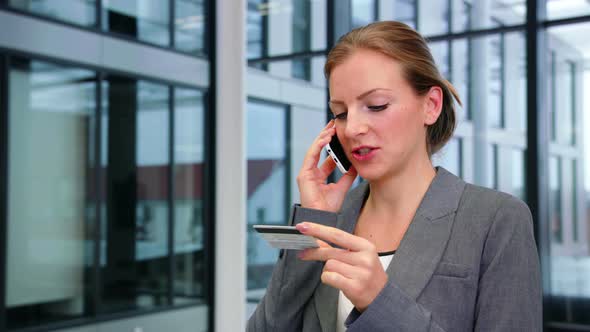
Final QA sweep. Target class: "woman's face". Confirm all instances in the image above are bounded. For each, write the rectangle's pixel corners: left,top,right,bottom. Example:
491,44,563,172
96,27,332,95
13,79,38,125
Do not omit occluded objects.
328,49,441,181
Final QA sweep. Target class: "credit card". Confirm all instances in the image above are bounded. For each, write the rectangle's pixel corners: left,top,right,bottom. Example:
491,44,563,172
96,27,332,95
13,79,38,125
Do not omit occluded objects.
253,225,319,250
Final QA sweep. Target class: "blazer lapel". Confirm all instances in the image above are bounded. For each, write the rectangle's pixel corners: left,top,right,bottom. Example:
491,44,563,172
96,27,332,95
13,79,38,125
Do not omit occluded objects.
314,182,369,332
386,168,466,300
314,168,466,330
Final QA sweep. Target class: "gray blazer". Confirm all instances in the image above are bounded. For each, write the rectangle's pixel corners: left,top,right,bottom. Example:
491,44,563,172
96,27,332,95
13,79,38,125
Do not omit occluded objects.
247,167,542,331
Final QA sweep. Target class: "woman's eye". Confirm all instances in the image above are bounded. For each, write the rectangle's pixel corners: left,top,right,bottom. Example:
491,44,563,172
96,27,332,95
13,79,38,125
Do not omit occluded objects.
334,112,347,120
368,104,389,111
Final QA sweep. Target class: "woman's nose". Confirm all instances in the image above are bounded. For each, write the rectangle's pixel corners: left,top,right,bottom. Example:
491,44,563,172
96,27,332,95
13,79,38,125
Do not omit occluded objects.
343,109,369,138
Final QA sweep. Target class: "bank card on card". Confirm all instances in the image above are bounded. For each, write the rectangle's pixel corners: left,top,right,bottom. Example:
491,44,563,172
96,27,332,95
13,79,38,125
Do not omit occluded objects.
253,225,319,250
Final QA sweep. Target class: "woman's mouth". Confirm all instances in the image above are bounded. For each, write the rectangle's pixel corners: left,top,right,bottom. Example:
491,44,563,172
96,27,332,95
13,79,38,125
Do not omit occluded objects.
351,146,378,161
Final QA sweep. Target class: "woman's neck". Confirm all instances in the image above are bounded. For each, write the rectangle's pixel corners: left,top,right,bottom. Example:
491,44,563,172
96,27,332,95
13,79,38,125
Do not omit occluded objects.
365,158,436,221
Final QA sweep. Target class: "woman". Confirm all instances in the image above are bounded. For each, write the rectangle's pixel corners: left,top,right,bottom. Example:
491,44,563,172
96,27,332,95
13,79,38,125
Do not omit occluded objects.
248,21,541,332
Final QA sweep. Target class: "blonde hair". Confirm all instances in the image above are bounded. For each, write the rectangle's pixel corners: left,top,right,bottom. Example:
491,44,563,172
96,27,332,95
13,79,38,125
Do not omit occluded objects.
324,21,462,156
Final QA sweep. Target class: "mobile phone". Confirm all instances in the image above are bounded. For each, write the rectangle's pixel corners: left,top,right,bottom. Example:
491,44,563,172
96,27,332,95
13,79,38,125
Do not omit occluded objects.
253,225,319,250
325,134,352,174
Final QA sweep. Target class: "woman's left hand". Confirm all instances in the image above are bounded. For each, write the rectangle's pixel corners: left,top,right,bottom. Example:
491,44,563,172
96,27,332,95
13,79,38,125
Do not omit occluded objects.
296,222,389,312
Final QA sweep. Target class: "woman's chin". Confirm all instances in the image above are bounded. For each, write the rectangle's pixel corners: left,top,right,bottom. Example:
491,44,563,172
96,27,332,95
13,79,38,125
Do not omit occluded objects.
355,167,385,182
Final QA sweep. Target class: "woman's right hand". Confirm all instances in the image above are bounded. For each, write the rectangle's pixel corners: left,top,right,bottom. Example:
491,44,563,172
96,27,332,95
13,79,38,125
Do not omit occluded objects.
297,120,358,212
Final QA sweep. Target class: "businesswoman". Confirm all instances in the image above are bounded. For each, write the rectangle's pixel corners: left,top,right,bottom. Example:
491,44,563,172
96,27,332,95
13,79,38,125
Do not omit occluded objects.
248,21,542,332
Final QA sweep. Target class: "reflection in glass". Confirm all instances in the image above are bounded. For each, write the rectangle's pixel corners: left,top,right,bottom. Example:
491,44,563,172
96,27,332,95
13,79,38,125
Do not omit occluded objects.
550,156,562,244
488,35,503,128
451,0,471,32
102,1,170,46
429,41,449,79
450,0,525,33
433,138,461,177
101,77,170,313
6,58,96,329
546,23,589,326
504,32,527,132
418,0,448,36
9,0,96,26
175,0,206,54
352,0,376,28
510,149,525,200
247,0,268,70
451,39,470,120
172,88,209,327
292,0,311,80
486,144,497,189
246,100,288,296
547,0,590,20
393,0,416,29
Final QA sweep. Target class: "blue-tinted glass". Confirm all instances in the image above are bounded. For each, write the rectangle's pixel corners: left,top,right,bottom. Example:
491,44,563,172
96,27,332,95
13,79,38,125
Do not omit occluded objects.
292,0,311,80
246,100,287,295
418,0,448,35
488,35,503,128
172,88,209,327
546,24,590,327
429,41,450,79
394,0,416,29
510,149,525,200
433,138,461,177
451,39,470,120
451,0,525,33
102,1,170,47
9,0,96,26
549,156,562,244
247,0,267,71
6,58,96,329
547,0,590,20
100,77,170,313
352,0,376,28
175,0,206,54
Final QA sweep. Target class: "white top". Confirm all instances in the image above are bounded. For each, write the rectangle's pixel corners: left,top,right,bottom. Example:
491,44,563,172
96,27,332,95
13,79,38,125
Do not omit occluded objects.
336,252,395,332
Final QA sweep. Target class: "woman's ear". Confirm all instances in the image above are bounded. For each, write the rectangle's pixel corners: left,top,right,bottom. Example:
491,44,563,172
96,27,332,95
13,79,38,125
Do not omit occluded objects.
423,86,443,126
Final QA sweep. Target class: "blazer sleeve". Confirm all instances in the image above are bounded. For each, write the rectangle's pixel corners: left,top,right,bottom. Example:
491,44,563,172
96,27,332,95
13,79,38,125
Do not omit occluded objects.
247,205,339,332
473,196,542,331
345,195,542,332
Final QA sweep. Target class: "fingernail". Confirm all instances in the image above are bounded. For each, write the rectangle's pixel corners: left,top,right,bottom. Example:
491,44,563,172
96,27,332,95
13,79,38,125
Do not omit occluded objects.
297,223,309,233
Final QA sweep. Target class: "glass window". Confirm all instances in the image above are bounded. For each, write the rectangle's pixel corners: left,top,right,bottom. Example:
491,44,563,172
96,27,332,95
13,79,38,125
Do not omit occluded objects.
429,41,450,79
486,144,498,189
450,0,471,32
547,0,590,20
352,0,376,28
171,88,209,328
292,0,312,80
100,77,170,313
102,1,170,47
432,138,461,177
246,100,288,307
450,0,525,33
549,40,576,146
418,0,448,36
451,39,471,120
545,22,590,327
175,0,207,54
504,32,527,132
9,0,96,26
510,149,525,200
6,58,96,329
247,0,268,70
488,34,503,128
393,0,416,29
549,156,563,244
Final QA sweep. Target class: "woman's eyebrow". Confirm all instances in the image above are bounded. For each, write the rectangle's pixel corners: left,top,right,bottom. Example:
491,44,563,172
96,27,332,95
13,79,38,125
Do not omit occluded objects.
329,88,392,104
